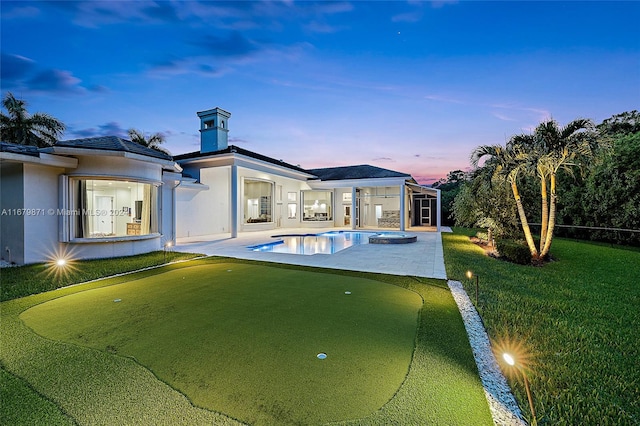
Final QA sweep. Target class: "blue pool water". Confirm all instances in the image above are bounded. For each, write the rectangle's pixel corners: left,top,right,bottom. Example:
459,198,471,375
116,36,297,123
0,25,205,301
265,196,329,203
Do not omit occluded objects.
248,231,378,255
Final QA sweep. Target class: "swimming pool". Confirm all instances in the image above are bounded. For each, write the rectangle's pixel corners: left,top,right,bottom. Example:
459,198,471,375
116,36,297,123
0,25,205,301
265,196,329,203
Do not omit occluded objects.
248,231,377,255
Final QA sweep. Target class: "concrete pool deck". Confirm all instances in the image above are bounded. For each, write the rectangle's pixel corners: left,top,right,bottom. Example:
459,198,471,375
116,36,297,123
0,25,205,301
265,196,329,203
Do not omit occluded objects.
173,227,449,279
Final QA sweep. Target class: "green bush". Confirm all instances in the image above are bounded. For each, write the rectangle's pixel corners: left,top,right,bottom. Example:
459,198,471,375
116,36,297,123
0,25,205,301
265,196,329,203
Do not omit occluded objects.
496,239,531,265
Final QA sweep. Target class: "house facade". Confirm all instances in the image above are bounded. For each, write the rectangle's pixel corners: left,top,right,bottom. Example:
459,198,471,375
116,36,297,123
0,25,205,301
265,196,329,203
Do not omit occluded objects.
0,107,439,265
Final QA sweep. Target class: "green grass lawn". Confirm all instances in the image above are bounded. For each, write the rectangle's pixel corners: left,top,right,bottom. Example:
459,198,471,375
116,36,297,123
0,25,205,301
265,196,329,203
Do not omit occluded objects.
1,257,493,425
0,250,203,302
443,229,640,425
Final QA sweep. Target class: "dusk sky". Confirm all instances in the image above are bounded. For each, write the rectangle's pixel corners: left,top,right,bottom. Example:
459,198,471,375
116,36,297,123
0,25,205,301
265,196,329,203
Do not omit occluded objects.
2,1,638,184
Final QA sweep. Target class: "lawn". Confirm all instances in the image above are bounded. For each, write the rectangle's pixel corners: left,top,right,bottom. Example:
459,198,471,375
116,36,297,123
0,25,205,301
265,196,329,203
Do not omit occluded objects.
1,257,493,425
443,229,640,425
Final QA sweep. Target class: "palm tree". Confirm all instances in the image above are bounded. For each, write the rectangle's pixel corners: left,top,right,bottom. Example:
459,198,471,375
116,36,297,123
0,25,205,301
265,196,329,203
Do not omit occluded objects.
0,92,65,147
127,128,170,155
534,119,595,257
511,132,551,252
471,144,539,259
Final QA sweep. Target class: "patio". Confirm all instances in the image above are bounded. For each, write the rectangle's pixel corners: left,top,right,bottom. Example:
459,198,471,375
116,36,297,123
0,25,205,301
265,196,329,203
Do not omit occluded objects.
173,227,450,279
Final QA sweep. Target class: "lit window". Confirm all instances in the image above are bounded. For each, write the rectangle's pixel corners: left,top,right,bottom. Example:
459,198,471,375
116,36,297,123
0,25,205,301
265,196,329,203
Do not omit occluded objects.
71,179,159,239
244,180,273,223
288,203,297,219
302,191,332,221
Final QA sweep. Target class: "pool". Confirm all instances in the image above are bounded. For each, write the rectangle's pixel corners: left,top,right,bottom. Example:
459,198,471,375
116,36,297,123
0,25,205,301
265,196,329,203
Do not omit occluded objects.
248,231,414,255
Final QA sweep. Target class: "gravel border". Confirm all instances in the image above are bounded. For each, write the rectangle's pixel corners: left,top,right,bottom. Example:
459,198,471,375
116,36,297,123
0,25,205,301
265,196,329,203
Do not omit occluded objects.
448,280,527,426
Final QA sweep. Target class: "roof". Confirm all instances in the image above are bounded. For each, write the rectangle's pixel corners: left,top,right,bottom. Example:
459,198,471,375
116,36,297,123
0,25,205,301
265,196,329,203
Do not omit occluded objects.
174,145,310,174
0,142,42,157
55,136,173,161
307,164,411,181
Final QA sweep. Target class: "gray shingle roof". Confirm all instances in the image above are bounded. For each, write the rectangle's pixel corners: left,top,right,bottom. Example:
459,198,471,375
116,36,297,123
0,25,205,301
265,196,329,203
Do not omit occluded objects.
307,165,410,181
0,142,42,157
175,145,311,174
56,136,173,161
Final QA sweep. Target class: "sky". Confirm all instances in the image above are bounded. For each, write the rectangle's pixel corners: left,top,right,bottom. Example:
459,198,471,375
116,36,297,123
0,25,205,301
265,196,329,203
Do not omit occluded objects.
1,1,638,184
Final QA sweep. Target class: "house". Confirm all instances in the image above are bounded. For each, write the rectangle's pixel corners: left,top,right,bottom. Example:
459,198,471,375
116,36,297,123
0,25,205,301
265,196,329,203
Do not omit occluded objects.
0,107,439,265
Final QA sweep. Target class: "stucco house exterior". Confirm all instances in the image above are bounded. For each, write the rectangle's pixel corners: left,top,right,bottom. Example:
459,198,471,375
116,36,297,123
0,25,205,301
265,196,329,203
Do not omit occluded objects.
0,106,439,265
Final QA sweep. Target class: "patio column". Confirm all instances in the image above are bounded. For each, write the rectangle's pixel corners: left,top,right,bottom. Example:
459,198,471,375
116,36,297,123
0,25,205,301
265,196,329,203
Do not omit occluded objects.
351,186,357,230
399,182,406,231
231,165,238,238
436,188,442,232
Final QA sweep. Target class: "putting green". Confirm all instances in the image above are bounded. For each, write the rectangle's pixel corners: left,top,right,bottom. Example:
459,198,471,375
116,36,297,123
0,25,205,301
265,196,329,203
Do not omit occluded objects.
21,263,422,425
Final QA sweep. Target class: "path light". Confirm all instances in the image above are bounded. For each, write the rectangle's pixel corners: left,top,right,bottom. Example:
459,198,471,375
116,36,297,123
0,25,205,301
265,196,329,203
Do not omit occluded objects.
164,241,172,263
503,352,537,425
466,270,479,305
44,248,77,282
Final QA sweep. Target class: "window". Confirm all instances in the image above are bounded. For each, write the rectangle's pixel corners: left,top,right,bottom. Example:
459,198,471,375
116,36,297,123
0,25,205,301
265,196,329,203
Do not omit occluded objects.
204,120,215,129
302,190,332,221
288,203,297,219
71,178,159,239
244,179,273,223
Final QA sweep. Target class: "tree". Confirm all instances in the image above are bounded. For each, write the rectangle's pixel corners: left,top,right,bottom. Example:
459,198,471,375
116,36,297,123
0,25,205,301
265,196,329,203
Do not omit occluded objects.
433,169,466,226
0,92,65,147
452,166,518,242
471,144,539,258
533,119,595,257
127,128,170,155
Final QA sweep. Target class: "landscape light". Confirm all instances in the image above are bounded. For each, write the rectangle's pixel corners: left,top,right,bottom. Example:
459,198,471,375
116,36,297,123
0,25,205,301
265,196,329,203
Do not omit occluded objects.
466,270,479,305
163,241,173,263
502,351,537,425
56,258,67,267
503,352,515,366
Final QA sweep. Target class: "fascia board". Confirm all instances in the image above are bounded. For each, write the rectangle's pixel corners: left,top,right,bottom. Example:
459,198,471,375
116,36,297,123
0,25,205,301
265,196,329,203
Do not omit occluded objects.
308,176,409,189
179,153,315,180
0,151,78,168
50,147,177,168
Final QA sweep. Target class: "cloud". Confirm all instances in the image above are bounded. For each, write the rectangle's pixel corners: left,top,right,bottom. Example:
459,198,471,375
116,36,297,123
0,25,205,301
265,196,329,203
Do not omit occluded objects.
27,69,83,94
229,136,250,145
304,20,345,34
193,31,258,58
0,53,35,83
0,4,40,19
392,11,423,23
0,53,105,95
372,157,394,162
69,121,128,138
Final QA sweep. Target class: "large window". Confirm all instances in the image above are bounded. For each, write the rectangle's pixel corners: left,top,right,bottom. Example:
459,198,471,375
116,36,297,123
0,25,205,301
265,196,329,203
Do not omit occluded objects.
302,190,332,221
244,179,273,223
72,178,159,239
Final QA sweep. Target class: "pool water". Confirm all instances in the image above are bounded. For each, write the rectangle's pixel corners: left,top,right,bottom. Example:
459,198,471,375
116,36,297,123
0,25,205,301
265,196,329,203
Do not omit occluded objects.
248,231,377,255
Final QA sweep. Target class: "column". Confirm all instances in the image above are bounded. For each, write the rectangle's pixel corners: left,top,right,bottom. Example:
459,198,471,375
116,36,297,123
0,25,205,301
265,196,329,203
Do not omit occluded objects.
399,183,406,231
231,165,238,238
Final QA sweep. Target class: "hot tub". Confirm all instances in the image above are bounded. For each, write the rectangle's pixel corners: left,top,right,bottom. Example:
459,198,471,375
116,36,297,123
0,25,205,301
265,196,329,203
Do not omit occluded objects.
368,233,417,244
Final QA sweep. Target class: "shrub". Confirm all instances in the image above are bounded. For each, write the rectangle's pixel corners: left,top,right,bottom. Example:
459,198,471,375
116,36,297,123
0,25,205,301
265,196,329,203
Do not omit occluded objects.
496,239,531,265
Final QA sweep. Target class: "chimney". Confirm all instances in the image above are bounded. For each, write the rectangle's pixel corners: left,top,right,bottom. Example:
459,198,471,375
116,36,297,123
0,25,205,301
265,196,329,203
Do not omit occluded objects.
197,107,231,153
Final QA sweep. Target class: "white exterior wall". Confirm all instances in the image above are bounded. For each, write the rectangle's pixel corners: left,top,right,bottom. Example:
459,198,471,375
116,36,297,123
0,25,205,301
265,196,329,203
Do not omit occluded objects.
22,164,63,264
0,163,26,264
176,166,230,238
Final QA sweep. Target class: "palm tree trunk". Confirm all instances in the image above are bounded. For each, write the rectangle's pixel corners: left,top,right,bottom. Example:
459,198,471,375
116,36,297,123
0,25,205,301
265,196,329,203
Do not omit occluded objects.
541,173,557,257
540,174,548,252
511,180,539,258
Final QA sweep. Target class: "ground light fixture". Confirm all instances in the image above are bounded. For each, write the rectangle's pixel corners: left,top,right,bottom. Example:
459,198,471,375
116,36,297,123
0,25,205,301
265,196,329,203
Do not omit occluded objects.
503,352,537,425
466,270,479,305
56,258,67,267
164,241,172,263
